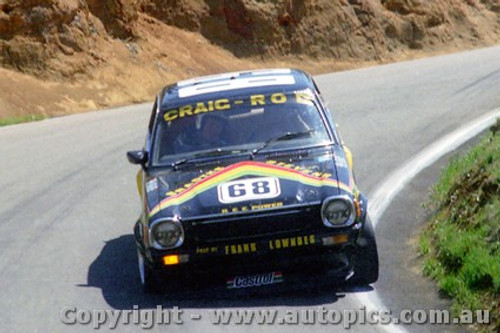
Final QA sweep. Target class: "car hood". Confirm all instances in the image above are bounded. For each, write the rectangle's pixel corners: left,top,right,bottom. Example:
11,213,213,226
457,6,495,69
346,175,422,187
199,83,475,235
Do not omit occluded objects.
146,146,356,220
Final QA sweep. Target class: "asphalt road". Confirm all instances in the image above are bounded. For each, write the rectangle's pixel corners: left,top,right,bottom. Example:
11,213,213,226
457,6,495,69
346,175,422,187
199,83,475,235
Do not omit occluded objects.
1,46,499,332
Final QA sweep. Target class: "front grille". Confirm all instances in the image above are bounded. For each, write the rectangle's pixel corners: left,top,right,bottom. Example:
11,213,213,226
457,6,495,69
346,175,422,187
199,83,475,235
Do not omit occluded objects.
188,205,321,244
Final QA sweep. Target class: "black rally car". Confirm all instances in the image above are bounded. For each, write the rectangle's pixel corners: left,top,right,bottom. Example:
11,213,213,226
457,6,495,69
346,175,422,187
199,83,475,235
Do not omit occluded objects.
127,69,378,292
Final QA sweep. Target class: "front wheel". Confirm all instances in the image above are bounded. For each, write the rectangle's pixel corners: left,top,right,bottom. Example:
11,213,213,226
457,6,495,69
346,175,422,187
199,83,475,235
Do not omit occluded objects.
350,215,379,286
137,250,158,293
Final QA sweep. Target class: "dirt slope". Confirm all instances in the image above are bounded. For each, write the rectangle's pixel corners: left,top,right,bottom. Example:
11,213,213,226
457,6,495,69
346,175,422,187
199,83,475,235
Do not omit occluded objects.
0,0,499,120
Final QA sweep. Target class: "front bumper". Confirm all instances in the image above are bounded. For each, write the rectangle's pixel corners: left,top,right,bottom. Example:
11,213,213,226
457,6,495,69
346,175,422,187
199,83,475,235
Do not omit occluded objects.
136,223,362,290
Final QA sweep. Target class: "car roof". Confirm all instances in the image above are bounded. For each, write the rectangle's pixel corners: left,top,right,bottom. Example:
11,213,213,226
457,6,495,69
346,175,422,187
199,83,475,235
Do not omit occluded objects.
159,68,315,107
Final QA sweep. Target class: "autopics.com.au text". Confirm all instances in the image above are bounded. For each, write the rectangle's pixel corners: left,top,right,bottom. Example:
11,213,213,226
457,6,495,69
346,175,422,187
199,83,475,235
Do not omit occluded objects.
60,305,491,329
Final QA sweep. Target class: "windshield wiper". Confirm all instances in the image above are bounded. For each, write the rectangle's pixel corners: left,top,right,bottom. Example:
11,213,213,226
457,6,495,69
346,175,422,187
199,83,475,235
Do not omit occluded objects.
251,130,315,156
171,148,250,169
171,131,314,168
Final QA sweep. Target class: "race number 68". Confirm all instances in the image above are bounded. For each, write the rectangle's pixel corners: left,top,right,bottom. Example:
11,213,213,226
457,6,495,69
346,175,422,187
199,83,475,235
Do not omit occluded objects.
217,177,281,204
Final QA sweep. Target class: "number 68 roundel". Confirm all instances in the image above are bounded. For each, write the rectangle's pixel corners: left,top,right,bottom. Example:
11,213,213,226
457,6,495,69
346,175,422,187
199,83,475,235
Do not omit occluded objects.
217,177,281,204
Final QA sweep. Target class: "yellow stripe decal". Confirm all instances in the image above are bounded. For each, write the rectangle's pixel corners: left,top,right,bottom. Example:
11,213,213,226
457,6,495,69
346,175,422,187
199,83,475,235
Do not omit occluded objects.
149,161,353,218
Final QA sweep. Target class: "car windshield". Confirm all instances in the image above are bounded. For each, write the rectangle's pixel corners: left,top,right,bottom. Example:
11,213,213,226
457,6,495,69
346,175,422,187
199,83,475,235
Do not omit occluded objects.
152,91,332,165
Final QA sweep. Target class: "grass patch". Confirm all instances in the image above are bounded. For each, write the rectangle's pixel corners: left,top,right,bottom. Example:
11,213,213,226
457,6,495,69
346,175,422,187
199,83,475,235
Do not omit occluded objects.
0,114,48,127
420,123,500,332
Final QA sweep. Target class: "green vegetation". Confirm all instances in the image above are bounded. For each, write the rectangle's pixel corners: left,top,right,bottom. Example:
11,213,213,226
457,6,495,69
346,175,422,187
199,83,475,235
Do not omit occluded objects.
0,114,47,127
420,122,500,332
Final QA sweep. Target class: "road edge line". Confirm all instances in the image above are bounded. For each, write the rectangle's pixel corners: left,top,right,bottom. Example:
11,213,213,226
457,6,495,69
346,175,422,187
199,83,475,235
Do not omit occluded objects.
369,109,500,225
355,108,500,333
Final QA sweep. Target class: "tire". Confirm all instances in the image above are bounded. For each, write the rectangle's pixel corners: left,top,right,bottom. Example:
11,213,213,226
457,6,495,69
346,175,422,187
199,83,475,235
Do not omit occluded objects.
137,250,158,293
350,215,379,286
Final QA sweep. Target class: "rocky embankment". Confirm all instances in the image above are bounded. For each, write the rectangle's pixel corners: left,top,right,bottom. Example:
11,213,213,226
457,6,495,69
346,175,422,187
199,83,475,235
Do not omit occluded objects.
0,0,499,120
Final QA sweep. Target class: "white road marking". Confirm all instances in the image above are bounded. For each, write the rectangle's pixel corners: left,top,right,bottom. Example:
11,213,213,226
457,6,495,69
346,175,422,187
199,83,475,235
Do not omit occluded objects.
356,108,500,333
369,108,500,225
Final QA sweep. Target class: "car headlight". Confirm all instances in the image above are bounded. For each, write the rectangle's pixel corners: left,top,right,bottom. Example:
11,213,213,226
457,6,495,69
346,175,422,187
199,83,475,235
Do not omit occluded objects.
321,195,356,227
149,217,184,249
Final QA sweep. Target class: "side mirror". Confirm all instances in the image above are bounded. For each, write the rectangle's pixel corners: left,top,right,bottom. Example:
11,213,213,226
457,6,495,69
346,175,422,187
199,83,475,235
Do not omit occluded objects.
127,150,148,166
